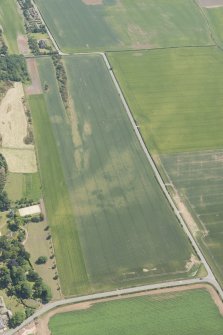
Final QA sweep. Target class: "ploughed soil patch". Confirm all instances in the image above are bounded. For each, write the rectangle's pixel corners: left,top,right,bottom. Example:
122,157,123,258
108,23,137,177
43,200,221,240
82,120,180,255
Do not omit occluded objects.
26,58,42,95
198,0,223,7
82,0,103,5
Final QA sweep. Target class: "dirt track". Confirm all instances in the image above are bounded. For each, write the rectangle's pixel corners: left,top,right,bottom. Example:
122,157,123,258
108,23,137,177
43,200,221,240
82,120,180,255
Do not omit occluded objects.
198,0,223,7
34,284,223,335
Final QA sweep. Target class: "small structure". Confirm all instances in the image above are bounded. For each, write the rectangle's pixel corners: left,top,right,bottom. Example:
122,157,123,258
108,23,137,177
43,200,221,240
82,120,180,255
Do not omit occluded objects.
19,204,41,217
38,39,47,49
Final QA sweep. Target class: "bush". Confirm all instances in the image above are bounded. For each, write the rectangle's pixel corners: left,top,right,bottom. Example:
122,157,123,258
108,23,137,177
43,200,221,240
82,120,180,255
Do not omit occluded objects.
35,256,48,265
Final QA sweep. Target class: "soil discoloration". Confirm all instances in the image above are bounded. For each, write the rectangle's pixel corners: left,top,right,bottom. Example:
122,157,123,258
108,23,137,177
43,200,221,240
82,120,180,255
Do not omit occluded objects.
198,0,223,8
82,0,103,5
26,58,42,95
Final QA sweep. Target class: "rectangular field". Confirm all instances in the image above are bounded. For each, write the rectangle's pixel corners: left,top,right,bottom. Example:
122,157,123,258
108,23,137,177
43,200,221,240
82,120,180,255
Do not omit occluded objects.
109,47,223,154
35,0,212,52
49,289,223,335
0,0,25,53
30,55,194,296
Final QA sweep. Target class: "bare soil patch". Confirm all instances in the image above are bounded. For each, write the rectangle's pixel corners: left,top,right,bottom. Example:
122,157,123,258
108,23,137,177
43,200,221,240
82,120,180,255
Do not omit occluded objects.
0,148,37,173
26,58,42,95
82,0,103,5
198,0,223,7
17,35,30,55
35,284,223,335
0,83,33,149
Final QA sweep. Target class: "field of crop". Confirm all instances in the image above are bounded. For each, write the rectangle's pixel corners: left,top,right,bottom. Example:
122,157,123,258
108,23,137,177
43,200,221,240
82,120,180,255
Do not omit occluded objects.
35,0,212,52
5,172,41,201
29,55,195,296
0,0,25,53
204,7,223,46
109,47,223,154
109,46,223,283
161,149,223,284
49,289,223,335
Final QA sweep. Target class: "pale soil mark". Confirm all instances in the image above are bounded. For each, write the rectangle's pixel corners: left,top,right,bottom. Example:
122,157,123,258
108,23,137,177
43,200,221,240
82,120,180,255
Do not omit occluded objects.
198,0,223,7
34,284,223,335
82,0,103,5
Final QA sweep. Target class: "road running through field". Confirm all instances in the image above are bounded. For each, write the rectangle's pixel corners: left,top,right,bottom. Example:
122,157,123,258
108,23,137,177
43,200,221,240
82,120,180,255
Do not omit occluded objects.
9,2,223,334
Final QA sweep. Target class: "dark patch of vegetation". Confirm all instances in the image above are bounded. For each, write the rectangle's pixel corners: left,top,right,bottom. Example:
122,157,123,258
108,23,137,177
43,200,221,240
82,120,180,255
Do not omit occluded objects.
0,235,52,328
35,256,47,265
0,55,29,82
28,36,39,55
52,54,69,109
0,153,8,192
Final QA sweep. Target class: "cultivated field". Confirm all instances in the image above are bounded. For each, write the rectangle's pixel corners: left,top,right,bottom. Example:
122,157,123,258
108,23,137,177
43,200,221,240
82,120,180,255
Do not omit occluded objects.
49,289,223,335
35,0,212,52
204,7,223,46
109,46,223,284
29,55,195,296
109,47,223,154
0,83,37,173
0,0,25,53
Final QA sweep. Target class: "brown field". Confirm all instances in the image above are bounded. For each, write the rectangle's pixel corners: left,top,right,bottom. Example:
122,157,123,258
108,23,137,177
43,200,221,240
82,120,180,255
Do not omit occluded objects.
26,58,42,95
17,35,30,55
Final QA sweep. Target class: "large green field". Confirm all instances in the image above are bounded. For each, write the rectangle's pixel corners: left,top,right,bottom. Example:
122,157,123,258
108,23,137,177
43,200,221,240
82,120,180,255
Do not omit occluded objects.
0,0,25,53
109,47,223,154
35,0,212,52
29,55,195,296
109,46,223,284
49,289,223,335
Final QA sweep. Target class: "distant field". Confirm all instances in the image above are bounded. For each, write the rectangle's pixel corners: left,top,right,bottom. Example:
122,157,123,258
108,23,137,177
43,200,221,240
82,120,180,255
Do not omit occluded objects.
5,172,41,202
109,47,223,154
109,47,223,284
49,289,223,335
29,55,195,296
35,0,212,52
0,0,25,53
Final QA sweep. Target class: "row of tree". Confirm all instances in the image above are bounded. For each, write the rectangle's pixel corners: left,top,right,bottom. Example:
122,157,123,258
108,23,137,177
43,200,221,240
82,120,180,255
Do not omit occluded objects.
52,54,69,109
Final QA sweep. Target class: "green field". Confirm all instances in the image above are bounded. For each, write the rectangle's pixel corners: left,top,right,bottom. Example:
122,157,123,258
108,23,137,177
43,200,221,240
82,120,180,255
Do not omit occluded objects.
49,289,223,335
204,7,223,47
109,46,223,284
109,47,223,154
29,55,195,296
0,0,25,53
5,172,41,202
35,0,212,52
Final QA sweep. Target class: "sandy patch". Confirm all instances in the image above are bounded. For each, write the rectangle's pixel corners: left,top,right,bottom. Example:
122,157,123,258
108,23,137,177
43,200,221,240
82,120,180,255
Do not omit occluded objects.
16,322,37,335
17,35,30,55
172,188,200,236
26,58,42,95
19,204,41,217
0,83,33,149
197,0,223,7
35,284,223,335
0,148,37,173
82,0,103,5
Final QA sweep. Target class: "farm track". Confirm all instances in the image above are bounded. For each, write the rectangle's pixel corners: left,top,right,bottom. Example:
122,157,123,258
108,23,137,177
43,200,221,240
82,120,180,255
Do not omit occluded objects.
11,1,223,334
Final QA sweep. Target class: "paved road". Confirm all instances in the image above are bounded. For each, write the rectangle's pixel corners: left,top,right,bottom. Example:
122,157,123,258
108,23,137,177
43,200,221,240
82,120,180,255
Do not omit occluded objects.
5,277,212,335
